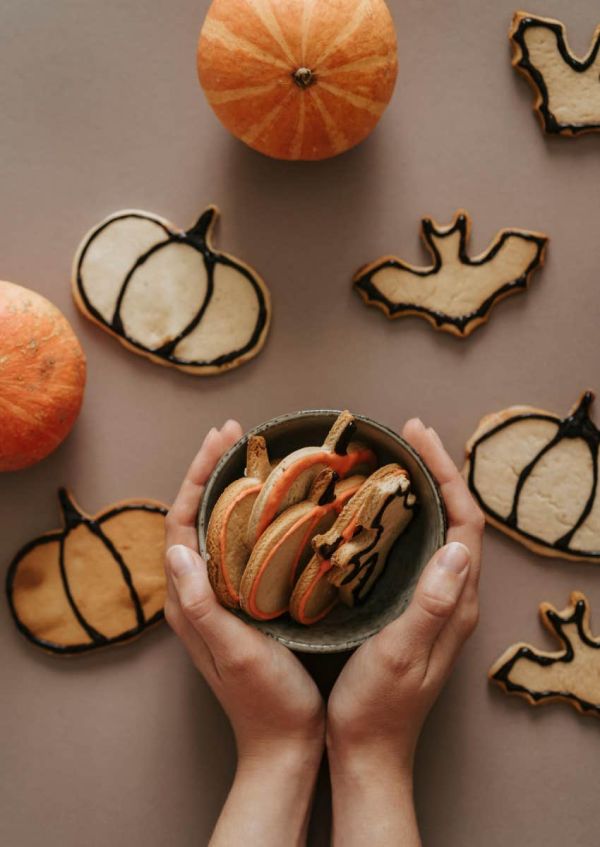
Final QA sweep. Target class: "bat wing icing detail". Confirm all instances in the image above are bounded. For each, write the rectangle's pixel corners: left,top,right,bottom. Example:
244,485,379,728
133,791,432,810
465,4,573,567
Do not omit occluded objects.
465,392,600,562
72,206,271,375
490,592,600,717
510,12,600,136
353,210,547,337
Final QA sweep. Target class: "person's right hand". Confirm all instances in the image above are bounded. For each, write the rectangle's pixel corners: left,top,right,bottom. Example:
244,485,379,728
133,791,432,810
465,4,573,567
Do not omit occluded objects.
326,419,484,845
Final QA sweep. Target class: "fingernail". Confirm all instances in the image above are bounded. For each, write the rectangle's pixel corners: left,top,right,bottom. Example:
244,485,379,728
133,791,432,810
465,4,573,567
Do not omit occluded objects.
223,418,238,429
428,426,443,447
437,542,470,574
167,545,197,578
408,417,425,431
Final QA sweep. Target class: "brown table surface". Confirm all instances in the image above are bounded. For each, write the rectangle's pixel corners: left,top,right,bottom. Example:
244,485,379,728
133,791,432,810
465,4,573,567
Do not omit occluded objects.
2,1,599,844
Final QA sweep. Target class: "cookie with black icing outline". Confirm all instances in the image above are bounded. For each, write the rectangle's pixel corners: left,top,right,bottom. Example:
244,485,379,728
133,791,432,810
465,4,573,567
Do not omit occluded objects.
239,471,365,621
510,12,600,137
72,206,271,374
353,211,547,337
289,465,416,625
465,392,600,562
206,435,272,609
490,592,600,718
6,489,167,655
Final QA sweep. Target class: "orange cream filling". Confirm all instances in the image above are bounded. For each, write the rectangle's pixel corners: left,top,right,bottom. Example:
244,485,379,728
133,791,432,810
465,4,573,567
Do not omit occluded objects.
246,482,362,621
256,447,376,540
219,483,262,604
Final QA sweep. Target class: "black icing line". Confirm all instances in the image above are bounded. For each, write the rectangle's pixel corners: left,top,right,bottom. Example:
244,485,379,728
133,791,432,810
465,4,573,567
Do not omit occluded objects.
492,598,600,716
353,213,547,334
511,15,600,136
75,209,269,369
468,395,600,560
5,494,167,655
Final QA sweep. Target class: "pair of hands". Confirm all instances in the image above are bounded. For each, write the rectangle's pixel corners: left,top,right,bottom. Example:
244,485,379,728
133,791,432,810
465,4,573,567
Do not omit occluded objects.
164,419,484,846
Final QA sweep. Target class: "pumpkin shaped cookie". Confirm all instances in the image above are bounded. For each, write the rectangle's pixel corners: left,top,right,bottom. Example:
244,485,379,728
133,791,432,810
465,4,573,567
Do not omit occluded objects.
6,490,167,655
290,465,416,624
246,411,377,547
240,471,365,621
465,392,600,561
206,436,272,608
73,206,271,374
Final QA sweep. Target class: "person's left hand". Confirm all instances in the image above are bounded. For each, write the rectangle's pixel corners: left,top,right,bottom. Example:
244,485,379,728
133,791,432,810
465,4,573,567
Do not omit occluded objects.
164,421,325,770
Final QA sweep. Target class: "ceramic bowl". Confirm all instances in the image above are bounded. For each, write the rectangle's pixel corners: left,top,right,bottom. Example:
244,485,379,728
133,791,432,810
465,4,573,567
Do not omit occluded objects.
198,410,446,653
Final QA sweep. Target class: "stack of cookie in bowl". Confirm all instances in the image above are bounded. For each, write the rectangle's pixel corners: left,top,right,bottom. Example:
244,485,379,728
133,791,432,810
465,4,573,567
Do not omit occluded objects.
204,411,417,626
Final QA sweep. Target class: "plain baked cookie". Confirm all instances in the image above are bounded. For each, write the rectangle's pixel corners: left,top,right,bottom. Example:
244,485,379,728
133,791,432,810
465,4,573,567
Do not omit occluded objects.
353,210,548,337
206,436,272,608
246,411,377,547
510,12,600,137
6,489,167,655
290,465,416,624
239,471,365,621
464,392,600,562
490,591,600,718
72,206,271,374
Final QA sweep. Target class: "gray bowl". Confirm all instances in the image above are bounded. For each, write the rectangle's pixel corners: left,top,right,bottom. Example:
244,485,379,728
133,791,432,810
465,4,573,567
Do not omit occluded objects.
198,410,446,653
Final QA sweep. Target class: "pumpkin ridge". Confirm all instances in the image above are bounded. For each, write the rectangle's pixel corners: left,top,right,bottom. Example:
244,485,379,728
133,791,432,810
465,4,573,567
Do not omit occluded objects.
290,95,306,158
242,87,295,144
317,80,386,116
156,257,215,357
58,535,107,645
312,0,372,67
300,0,317,64
202,17,289,70
245,0,297,65
318,54,396,77
203,80,281,104
89,520,147,630
309,88,348,152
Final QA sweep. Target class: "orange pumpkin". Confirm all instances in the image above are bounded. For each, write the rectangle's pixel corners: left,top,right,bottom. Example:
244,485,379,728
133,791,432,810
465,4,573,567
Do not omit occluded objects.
197,0,398,161
0,281,86,472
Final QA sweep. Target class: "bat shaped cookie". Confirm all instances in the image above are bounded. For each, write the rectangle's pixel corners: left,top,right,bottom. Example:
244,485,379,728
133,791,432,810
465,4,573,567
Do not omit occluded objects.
290,465,417,625
239,471,365,621
73,206,271,374
510,12,600,137
490,592,600,718
206,436,272,608
6,489,167,655
246,411,377,547
353,210,547,337
465,392,600,562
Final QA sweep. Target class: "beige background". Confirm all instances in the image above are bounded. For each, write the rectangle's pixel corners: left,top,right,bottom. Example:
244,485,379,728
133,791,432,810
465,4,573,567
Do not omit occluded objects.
1,1,599,844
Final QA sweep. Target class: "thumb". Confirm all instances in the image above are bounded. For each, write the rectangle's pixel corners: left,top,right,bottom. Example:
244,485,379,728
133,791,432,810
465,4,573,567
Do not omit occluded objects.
400,542,470,656
166,544,246,656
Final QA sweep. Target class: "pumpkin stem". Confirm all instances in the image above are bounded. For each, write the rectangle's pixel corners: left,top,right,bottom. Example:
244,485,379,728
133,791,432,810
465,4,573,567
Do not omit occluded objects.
575,391,595,418
186,206,218,246
293,67,316,89
58,488,83,529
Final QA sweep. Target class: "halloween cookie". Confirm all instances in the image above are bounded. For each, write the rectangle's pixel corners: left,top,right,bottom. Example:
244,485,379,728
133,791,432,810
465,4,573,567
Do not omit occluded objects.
73,206,271,374
246,411,377,547
239,471,365,621
490,592,600,718
290,465,416,624
510,12,600,137
206,436,272,608
353,211,548,337
465,392,600,562
6,490,168,655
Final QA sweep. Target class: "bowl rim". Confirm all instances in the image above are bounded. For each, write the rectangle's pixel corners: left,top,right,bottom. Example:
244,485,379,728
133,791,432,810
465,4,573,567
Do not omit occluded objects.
198,409,447,653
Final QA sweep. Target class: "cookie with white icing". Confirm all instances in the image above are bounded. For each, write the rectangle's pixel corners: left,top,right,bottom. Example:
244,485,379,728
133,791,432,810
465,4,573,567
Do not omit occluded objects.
510,12,600,137
354,211,547,337
465,392,600,562
206,436,272,608
73,206,271,374
246,411,377,547
290,465,417,625
490,592,600,718
239,471,365,621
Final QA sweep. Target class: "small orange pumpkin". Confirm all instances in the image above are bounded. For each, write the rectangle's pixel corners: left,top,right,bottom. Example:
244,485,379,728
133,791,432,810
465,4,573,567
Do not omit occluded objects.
197,0,398,160
0,281,86,472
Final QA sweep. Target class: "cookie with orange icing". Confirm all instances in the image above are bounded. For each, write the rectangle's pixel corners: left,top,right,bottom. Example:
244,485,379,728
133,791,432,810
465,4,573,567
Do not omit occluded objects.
290,465,417,625
239,471,366,621
206,436,272,608
246,411,377,548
